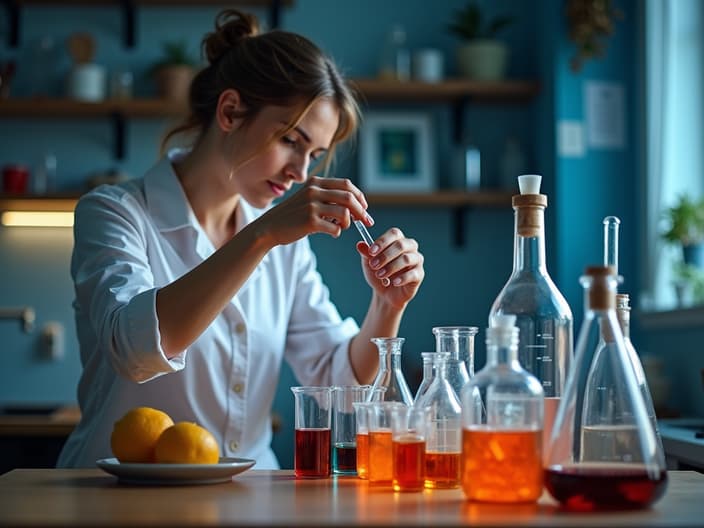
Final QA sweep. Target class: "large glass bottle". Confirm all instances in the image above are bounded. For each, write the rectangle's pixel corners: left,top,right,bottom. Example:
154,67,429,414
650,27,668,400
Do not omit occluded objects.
414,352,462,489
489,174,573,449
545,266,668,511
460,314,544,503
367,337,413,405
432,326,478,399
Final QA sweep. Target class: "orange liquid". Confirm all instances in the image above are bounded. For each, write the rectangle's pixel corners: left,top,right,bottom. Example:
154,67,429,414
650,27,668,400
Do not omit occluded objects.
424,451,460,489
392,435,425,492
461,428,543,503
368,430,393,485
356,433,369,479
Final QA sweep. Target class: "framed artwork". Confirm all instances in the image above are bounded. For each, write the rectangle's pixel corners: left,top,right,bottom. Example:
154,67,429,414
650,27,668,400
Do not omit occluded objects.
359,112,435,193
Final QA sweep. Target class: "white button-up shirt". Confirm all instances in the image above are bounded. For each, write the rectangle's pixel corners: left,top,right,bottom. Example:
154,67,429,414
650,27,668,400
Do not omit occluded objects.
57,150,360,469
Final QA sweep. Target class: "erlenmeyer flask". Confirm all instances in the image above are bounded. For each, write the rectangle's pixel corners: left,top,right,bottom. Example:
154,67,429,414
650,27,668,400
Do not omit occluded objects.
489,175,573,450
414,352,462,489
461,315,544,503
367,337,413,405
545,266,668,511
432,326,478,398
414,352,436,403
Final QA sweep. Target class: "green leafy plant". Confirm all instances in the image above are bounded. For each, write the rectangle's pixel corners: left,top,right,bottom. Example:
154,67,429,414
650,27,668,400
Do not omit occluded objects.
150,40,197,73
660,194,704,247
672,261,704,303
447,1,514,41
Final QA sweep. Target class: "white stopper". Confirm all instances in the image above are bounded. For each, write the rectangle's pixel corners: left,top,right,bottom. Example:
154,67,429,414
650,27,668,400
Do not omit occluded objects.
518,174,542,195
487,314,519,348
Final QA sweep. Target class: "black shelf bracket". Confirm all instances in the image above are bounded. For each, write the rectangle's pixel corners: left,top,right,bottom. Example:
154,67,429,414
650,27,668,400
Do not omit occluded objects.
3,0,19,47
452,96,470,144
268,0,281,28
453,206,466,247
120,0,137,48
111,112,126,160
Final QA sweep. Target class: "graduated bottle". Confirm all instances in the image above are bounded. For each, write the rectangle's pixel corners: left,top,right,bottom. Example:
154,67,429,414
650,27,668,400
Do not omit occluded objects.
545,266,667,511
367,337,413,405
460,315,544,503
489,174,573,449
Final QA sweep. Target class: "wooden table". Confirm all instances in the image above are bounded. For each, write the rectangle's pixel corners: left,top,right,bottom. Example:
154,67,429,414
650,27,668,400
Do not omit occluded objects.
0,469,702,527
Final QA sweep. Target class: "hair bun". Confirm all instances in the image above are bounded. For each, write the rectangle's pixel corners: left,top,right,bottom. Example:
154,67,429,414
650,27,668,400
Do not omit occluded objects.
202,9,260,65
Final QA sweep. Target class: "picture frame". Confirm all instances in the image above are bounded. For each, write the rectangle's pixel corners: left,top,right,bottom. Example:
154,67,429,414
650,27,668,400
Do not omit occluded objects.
359,112,435,193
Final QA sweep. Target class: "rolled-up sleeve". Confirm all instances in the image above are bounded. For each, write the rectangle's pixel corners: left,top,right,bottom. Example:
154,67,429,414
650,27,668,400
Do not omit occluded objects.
283,238,360,387
72,189,186,383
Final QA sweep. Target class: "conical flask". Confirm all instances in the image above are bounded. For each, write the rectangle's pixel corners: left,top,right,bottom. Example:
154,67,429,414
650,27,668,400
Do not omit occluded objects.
414,352,462,489
432,326,478,398
489,174,573,449
367,337,413,405
460,315,544,503
414,352,436,403
545,266,668,511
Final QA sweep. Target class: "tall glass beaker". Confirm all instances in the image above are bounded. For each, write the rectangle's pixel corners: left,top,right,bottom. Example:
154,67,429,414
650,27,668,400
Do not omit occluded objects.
545,266,668,510
432,326,478,399
489,174,573,449
367,337,413,405
291,386,332,479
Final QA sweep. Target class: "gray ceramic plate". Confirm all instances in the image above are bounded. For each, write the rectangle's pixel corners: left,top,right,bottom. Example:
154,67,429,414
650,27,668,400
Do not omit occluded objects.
96,457,255,485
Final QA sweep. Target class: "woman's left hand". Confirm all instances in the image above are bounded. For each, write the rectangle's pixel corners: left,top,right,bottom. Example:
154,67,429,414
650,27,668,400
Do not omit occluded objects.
356,227,424,309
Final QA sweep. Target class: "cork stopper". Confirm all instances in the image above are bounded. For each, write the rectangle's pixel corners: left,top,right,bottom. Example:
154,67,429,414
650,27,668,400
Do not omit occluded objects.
512,174,547,237
585,266,617,310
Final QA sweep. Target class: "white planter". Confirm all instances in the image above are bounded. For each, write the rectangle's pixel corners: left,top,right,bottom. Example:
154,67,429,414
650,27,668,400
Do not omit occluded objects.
456,40,508,81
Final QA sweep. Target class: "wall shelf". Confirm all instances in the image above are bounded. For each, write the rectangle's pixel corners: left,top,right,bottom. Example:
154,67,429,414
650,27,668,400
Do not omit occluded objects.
352,78,540,102
2,0,292,47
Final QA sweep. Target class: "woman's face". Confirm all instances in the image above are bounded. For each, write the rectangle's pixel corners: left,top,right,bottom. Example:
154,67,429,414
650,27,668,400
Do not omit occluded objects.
229,98,340,209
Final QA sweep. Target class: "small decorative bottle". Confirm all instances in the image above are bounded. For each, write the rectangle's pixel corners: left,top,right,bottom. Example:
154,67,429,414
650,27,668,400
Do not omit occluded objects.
367,337,414,405
460,315,544,503
378,24,410,81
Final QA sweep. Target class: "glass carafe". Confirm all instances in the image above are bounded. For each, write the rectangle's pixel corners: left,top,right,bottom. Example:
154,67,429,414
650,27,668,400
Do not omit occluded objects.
367,337,413,405
545,266,668,511
414,352,462,489
432,326,478,399
414,352,436,403
489,174,573,449
461,314,544,503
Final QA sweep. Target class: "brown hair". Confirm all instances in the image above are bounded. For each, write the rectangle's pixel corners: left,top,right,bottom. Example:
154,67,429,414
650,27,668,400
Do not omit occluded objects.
161,9,360,173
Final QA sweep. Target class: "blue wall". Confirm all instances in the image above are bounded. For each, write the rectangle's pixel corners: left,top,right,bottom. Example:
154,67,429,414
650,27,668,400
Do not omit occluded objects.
1,0,697,469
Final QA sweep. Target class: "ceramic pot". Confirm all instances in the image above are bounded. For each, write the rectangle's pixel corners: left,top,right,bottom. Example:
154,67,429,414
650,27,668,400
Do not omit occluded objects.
456,40,508,81
154,65,195,101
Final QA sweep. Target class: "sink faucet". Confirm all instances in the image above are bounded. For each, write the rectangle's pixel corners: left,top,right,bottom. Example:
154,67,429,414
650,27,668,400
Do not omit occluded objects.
0,306,35,333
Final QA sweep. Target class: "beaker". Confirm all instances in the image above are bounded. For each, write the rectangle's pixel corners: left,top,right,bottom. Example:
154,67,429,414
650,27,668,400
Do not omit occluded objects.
545,267,668,510
391,405,430,492
432,326,478,398
367,337,413,405
291,386,332,479
352,388,385,480
367,401,407,486
331,385,371,475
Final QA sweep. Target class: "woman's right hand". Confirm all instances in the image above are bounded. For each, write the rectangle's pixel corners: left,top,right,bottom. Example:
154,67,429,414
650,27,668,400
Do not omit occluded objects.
256,176,372,246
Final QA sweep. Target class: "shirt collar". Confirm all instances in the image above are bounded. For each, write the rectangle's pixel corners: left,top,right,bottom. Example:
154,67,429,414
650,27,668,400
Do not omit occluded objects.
144,148,194,233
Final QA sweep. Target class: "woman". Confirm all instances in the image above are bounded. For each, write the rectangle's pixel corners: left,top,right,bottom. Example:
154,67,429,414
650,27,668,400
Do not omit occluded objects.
57,9,424,469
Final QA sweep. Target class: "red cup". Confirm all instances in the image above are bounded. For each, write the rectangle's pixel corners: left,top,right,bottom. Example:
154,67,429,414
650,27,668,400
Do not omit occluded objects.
2,165,29,194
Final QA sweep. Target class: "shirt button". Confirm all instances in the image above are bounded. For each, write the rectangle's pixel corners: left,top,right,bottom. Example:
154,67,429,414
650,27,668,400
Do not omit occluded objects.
233,383,243,394
229,440,239,451
235,322,246,335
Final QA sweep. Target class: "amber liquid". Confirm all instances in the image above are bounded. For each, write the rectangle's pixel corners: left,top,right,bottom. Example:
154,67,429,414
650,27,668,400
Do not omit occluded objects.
392,435,425,492
461,428,543,502
294,428,330,478
545,464,668,510
333,442,357,474
356,433,369,479
368,430,393,485
425,451,460,489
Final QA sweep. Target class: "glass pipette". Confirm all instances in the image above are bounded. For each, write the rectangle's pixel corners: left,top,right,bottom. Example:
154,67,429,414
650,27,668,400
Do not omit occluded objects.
353,220,391,287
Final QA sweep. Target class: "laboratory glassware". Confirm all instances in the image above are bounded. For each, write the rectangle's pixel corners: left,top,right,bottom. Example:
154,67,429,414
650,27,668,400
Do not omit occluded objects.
432,326,478,399
415,352,462,489
291,386,332,478
545,266,668,510
331,385,371,475
391,404,430,492
414,352,436,403
367,337,414,405
489,174,573,449
368,401,407,486
354,219,390,287
460,314,544,502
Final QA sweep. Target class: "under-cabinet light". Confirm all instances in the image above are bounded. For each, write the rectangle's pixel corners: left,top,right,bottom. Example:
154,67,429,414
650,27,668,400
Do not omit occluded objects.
1,211,74,227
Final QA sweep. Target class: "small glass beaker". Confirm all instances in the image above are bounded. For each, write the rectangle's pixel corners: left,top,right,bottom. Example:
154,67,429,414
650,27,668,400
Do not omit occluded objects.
352,388,386,480
432,326,479,397
291,386,332,479
391,405,430,492
368,401,407,486
332,385,371,475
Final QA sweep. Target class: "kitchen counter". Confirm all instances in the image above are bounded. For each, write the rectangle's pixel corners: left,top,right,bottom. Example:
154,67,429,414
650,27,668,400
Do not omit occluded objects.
0,469,702,527
0,405,80,437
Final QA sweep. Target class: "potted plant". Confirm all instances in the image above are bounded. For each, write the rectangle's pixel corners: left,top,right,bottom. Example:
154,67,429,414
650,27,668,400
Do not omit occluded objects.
151,40,198,102
447,0,514,80
661,194,704,268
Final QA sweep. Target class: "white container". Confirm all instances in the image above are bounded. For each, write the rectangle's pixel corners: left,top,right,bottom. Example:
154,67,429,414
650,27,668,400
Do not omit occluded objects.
68,63,106,102
413,48,444,82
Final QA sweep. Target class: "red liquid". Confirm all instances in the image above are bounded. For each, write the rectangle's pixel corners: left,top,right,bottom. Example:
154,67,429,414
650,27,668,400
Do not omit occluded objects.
392,435,425,492
545,464,668,510
294,428,331,478
333,442,357,474
425,451,460,489
356,433,369,479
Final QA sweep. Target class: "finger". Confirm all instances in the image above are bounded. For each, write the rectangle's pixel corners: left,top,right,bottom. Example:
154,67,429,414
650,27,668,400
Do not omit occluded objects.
309,176,369,212
375,251,423,283
314,188,371,226
387,266,424,288
311,215,343,238
317,203,352,229
368,235,418,270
